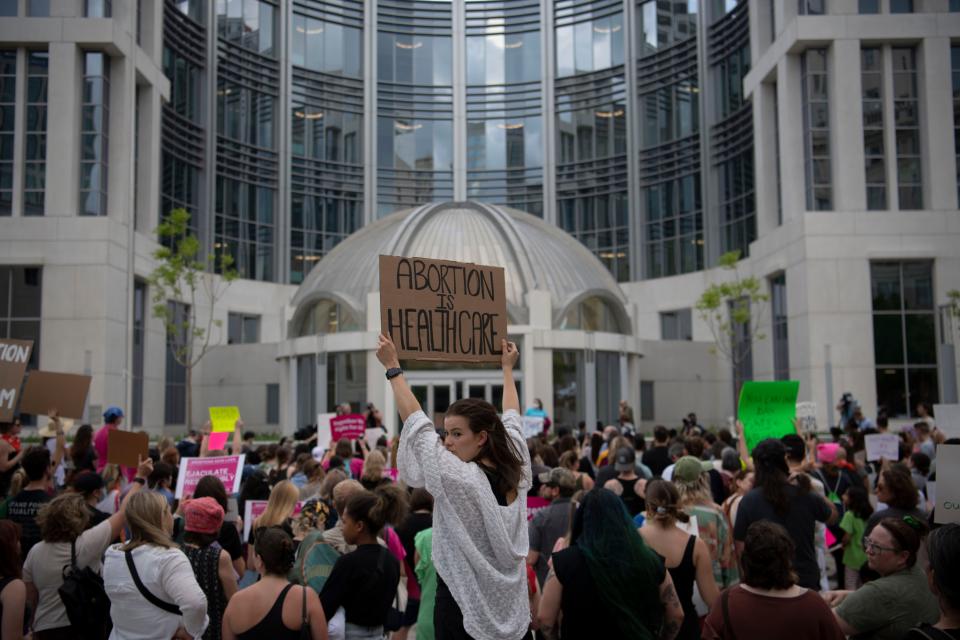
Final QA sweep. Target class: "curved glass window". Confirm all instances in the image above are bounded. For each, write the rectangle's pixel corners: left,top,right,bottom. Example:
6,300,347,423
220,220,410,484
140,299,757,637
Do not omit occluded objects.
467,117,542,170
466,31,540,85
555,14,624,77
215,176,274,281
557,106,627,163
377,118,453,172
291,107,362,163
217,81,274,149
377,33,452,86
291,15,362,78
640,80,698,147
163,46,202,124
638,1,697,56
298,299,361,335
558,297,625,333
216,0,274,57
645,173,704,278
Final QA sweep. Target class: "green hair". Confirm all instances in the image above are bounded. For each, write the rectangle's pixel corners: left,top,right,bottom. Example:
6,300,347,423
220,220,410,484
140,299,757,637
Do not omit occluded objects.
570,488,663,639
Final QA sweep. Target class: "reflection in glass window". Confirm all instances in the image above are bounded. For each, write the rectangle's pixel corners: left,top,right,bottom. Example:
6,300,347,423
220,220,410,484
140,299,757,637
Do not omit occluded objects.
718,148,755,257
24,51,47,216
637,0,698,57
893,47,921,209
953,46,960,203
716,43,749,118
214,176,274,281
557,105,627,163
640,80,698,148
291,15,362,78
555,13,624,77
558,297,624,333
558,193,630,282
160,152,200,236
217,80,275,149
298,299,361,335
862,47,885,210
870,261,937,417
377,118,453,171
466,117,542,170
378,32,452,86
80,52,109,216
644,174,703,278
290,194,360,284
553,351,584,428
801,48,831,211
291,107,362,164
466,31,540,85
0,51,14,215
216,0,274,57
163,46,202,123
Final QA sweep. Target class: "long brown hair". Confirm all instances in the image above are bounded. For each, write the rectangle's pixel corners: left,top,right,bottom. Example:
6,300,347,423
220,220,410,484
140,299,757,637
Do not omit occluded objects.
446,398,525,496
0,521,22,578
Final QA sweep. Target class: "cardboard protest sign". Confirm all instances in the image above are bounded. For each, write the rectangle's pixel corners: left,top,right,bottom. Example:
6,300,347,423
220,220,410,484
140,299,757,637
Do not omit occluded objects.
243,499,304,541
934,404,960,437
209,406,240,433
737,380,800,452
865,433,900,462
19,371,92,419
107,429,149,467
795,401,818,432
175,454,245,499
934,444,960,525
0,339,32,422
316,412,336,451
207,432,229,450
331,414,365,441
522,416,544,439
379,255,508,363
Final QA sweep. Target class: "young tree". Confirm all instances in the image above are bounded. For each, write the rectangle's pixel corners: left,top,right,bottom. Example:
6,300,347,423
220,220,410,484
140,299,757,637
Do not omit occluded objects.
695,250,770,397
149,209,237,430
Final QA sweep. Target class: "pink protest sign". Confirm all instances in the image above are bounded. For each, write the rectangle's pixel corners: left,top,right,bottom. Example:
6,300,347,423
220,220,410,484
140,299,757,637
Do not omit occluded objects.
331,414,366,441
207,432,229,450
175,454,245,499
243,499,304,541
526,496,550,521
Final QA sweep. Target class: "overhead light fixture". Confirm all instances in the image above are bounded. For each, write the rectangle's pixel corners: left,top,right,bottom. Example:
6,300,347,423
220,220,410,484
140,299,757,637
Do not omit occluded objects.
593,24,622,33
395,121,422,131
295,254,322,261
294,110,324,120
503,40,523,49
396,41,423,49
497,122,524,129
595,109,624,118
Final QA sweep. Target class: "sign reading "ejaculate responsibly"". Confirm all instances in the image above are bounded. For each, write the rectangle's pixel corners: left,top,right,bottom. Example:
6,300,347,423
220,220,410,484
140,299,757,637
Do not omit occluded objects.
379,255,508,363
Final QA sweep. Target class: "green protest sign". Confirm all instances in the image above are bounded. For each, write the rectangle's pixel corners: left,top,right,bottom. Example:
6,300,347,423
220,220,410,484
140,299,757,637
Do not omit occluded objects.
738,380,800,452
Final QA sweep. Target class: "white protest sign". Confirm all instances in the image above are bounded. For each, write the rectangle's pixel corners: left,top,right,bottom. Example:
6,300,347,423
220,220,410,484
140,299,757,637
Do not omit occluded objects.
934,444,960,525
316,412,335,452
934,404,960,437
522,416,544,439
796,401,818,432
865,434,900,462
364,427,383,450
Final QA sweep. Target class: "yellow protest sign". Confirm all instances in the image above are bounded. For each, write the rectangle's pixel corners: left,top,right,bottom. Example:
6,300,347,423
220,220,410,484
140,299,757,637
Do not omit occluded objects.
209,406,240,433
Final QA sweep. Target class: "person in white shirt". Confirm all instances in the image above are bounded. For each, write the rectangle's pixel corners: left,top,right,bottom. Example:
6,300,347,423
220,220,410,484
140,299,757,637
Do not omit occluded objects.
103,491,208,640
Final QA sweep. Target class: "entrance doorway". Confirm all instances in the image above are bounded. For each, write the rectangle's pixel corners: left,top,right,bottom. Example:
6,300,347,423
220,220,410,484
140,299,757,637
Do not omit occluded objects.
405,370,521,420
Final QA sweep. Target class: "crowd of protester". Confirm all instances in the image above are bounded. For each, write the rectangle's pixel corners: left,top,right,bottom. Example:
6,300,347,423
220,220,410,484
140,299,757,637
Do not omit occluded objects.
0,357,958,639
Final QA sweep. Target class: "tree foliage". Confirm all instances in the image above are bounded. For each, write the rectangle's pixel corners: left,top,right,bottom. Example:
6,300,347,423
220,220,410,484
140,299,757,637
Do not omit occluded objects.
148,209,237,428
695,250,769,368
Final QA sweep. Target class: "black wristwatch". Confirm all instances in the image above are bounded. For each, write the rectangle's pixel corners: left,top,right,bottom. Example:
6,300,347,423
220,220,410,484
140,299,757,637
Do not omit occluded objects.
385,367,403,380
133,477,146,485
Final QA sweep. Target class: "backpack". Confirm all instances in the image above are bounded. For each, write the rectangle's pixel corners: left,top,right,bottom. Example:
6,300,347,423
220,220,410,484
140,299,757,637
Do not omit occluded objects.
58,541,111,640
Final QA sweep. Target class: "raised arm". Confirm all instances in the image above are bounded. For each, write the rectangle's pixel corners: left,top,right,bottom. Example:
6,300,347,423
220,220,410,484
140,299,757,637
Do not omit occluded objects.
232,418,243,455
501,339,520,414
377,333,422,422
106,456,153,540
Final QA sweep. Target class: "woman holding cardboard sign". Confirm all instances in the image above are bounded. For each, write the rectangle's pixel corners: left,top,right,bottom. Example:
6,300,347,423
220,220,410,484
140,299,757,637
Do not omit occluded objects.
378,333,533,640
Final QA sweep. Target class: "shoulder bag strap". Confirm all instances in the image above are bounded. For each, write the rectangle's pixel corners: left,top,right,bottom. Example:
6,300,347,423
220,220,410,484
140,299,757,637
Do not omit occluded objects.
124,549,182,615
301,582,308,627
721,589,736,640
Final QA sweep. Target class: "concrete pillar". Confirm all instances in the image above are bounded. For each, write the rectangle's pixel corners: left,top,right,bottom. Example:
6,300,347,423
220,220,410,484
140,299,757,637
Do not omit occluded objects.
831,39,866,212
753,80,779,235
135,84,162,232
46,43,80,216
777,55,806,221
108,53,135,224
919,37,957,211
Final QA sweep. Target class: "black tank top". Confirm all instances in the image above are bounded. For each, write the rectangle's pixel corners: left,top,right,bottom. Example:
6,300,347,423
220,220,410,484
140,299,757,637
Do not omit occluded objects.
615,477,645,516
664,535,699,640
236,583,301,640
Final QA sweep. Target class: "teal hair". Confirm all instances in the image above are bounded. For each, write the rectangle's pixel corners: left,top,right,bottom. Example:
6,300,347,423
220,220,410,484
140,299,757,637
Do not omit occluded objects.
571,488,663,639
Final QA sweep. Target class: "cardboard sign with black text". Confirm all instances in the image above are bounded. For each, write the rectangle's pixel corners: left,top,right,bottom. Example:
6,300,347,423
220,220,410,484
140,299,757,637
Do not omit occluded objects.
0,339,32,422
379,255,508,363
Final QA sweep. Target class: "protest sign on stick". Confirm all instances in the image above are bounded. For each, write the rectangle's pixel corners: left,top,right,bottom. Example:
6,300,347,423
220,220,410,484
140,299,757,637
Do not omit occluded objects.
934,404,960,438
795,401,818,432
209,406,240,433
379,255,508,363
865,433,900,462
934,444,960,525
737,380,800,452
175,454,245,498
330,414,365,441
107,430,149,467
207,432,229,450
19,371,92,419
243,499,304,541
0,339,32,422
522,416,544,439
317,413,335,451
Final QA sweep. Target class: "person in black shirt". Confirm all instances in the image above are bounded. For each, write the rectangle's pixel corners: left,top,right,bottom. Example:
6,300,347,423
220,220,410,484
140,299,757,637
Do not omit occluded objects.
394,488,433,633
70,470,111,530
194,475,246,576
642,426,672,478
320,483,408,634
7,446,53,561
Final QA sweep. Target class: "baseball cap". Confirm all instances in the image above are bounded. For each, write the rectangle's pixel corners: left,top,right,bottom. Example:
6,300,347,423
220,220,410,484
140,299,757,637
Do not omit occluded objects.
614,447,636,472
103,406,124,422
673,455,706,484
537,467,577,490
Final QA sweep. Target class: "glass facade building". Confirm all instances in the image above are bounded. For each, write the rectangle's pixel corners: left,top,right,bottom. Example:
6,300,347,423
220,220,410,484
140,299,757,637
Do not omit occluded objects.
158,0,756,284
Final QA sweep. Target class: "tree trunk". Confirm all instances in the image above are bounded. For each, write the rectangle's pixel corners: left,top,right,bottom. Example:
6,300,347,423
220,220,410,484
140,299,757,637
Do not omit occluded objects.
186,364,193,432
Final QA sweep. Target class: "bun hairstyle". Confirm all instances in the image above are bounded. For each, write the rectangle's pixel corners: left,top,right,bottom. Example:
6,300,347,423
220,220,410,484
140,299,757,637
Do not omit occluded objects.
644,479,690,524
255,526,296,575
878,516,928,568
445,398,525,497
344,483,409,535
